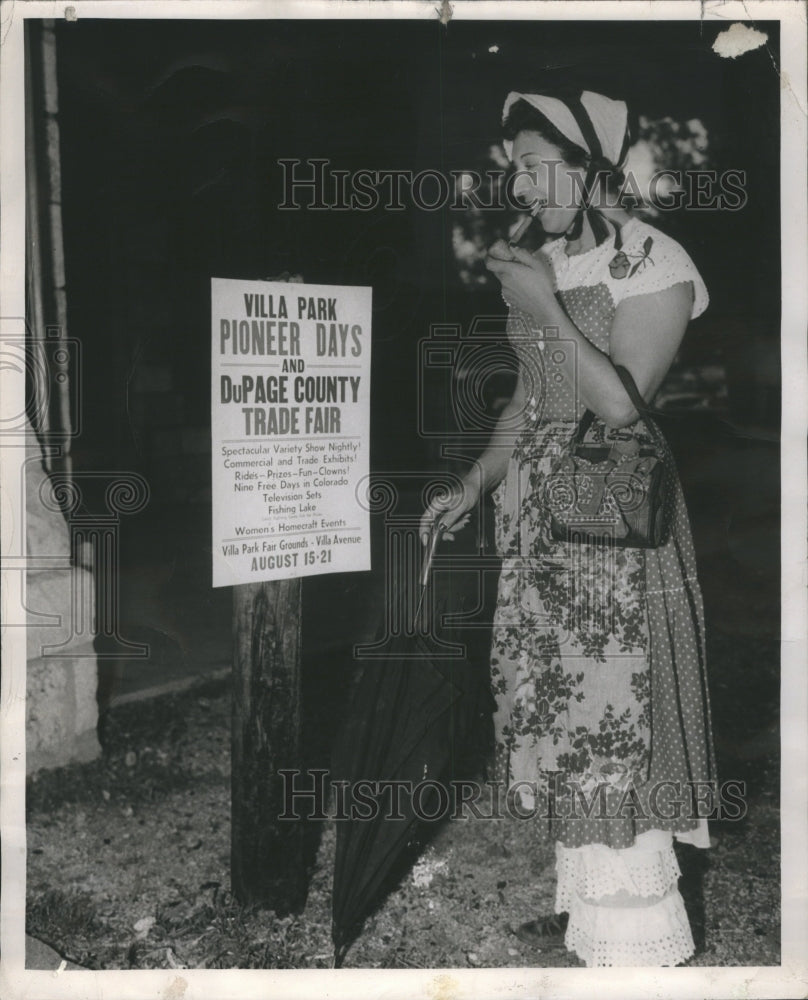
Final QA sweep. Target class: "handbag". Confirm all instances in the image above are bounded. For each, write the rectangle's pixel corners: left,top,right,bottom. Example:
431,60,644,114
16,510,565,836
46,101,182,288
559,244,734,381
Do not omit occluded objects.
545,364,675,548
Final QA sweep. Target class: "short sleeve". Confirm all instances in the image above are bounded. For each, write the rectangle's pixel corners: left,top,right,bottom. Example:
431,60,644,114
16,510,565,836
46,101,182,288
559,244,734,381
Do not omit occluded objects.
611,226,709,320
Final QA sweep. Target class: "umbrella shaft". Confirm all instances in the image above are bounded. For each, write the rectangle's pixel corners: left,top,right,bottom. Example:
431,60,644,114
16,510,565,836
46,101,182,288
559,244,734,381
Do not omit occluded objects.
412,584,427,631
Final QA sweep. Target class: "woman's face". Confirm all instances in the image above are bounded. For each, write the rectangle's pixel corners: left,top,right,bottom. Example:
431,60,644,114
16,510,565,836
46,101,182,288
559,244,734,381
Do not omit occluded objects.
511,130,588,235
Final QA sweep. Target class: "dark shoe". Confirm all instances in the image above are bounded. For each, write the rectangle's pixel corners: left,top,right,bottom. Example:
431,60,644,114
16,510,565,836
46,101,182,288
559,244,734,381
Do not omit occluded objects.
512,912,569,946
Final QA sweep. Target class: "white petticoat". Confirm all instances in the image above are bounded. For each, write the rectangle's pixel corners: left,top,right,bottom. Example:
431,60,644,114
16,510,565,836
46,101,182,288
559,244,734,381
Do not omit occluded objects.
555,829,697,967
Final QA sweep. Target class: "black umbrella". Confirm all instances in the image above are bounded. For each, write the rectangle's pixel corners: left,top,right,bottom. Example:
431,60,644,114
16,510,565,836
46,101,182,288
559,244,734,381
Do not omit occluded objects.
330,524,493,966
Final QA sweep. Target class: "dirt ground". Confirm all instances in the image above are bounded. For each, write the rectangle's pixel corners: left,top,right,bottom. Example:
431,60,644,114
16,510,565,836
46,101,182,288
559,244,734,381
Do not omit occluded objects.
27,651,780,971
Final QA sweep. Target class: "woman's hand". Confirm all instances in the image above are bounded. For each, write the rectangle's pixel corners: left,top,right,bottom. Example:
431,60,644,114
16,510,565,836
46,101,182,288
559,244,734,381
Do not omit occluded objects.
419,478,479,546
485,245,556,317
486,238,516,262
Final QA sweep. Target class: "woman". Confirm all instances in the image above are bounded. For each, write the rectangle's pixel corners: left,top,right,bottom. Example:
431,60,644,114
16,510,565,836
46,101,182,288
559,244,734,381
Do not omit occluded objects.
421,90,716,967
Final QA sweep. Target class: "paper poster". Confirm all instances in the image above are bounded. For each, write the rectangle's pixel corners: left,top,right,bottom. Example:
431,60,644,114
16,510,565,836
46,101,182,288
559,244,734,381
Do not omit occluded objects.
211,278,371,586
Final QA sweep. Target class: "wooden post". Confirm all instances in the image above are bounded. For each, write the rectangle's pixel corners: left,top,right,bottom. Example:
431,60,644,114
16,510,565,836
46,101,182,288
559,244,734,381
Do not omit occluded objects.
231,579,307,911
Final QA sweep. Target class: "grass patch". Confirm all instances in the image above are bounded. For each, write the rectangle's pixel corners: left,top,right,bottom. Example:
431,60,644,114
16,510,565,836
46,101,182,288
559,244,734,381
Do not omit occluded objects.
28,887,99,939
26,888,106,966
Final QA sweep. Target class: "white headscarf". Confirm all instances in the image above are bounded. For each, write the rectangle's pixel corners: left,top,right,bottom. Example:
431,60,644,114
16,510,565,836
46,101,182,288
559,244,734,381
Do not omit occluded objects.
501,90,631,246
501,90,629,169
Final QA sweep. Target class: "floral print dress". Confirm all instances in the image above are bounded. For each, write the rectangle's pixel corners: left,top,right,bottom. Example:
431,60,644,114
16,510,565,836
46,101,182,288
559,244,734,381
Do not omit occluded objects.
490,217,716,855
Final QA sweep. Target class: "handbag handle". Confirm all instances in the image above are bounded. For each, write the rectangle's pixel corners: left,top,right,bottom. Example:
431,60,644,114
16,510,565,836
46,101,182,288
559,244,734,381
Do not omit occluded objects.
571,363,669,454
613,364,653,419
612,363,672,458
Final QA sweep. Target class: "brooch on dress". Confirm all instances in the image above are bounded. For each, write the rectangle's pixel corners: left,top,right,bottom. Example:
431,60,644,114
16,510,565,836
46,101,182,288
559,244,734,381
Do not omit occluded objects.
609,236,655,280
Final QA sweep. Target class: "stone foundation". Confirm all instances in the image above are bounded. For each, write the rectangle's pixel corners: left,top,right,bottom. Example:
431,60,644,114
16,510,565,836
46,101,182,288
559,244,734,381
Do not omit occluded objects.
25,421,100,773
26,647,100,773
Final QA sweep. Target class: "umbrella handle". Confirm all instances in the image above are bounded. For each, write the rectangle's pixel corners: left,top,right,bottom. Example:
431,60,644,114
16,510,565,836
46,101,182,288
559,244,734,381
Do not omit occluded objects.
412,521,446,630
420,520,446,588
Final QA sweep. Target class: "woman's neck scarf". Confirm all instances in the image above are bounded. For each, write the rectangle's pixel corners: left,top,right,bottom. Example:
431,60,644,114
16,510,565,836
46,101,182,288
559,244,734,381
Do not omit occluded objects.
502,90,631,249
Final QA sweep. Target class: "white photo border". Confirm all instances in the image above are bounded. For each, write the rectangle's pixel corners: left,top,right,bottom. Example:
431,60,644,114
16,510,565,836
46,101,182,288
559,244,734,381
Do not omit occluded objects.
1,2,805,998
